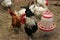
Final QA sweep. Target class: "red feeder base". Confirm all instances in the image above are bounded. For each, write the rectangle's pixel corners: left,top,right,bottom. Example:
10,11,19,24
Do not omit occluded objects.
37,22,56,32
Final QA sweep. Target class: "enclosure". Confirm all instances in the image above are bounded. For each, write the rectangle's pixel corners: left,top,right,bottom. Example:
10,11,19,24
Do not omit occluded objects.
0,0,60,40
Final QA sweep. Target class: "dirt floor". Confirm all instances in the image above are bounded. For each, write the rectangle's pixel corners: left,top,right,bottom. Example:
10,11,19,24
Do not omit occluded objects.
0,0,60,40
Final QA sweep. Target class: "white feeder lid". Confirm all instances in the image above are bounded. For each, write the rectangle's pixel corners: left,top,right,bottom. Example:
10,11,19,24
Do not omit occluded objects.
42,10,54,18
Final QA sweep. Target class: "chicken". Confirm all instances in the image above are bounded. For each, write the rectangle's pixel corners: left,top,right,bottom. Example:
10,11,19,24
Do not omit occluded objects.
1,0,12,7
7,8,21,33
29,0,48,19
20,4,38,40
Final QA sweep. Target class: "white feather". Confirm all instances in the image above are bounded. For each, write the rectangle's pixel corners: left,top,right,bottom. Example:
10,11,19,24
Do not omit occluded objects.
29,0,48,15
26,17,35,26
37,0,46,5
18,9,26,16
29,4,35,13
34,5,48,15
14,9,26,16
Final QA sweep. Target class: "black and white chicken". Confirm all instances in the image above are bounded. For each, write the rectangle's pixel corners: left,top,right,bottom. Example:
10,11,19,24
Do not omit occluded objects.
20,4,38,40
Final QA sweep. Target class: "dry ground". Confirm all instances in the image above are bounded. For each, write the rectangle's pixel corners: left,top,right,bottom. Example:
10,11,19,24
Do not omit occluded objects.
0,0,60,40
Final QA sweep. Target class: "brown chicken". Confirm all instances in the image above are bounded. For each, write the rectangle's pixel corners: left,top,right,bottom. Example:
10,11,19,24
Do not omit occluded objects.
7,8,21,33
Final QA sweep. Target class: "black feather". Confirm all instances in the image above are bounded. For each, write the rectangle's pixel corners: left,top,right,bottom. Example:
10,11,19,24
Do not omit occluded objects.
20,3,35,17
24,22,37,36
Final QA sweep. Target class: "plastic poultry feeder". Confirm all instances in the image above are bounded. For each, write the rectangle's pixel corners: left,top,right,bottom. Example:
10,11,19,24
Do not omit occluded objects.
37,10,56,32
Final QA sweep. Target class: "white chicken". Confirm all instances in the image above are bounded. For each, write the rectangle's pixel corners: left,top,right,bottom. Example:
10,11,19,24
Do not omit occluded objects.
1,0,12,7
29,0,48,16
